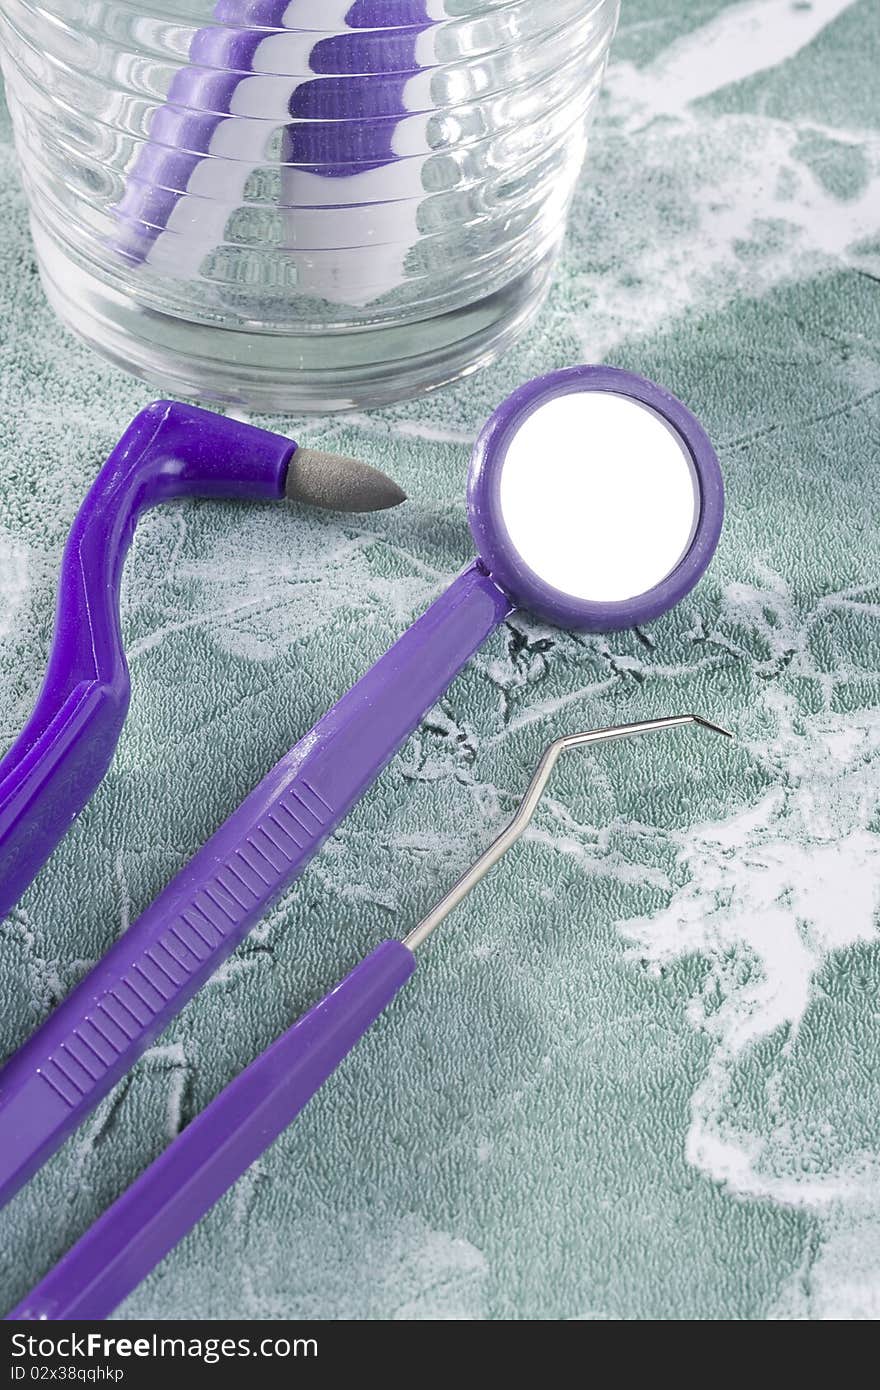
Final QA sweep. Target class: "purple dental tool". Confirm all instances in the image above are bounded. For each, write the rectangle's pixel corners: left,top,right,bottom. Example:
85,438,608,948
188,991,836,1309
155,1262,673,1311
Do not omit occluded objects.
0,365,724,1215
6,714,731,1323
0,402,404,923
115,2,444,302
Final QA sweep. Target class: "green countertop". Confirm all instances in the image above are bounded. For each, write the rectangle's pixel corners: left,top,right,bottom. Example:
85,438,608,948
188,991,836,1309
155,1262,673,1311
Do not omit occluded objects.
1,0,878,1320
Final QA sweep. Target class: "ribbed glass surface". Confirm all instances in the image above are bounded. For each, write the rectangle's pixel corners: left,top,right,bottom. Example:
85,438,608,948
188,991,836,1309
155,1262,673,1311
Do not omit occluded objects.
0,0,620,405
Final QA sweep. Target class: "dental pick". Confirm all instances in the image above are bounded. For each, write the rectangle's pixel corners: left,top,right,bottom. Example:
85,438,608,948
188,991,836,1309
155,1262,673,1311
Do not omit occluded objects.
7,713,731,1322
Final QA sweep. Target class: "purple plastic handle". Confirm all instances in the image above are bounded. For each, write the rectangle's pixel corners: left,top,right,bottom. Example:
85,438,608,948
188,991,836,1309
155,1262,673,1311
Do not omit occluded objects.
7,939,415,1321
0,562,512,1210
0,402,295,921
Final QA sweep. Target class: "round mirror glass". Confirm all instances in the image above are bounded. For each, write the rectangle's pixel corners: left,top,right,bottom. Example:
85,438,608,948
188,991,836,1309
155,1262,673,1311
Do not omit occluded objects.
498,391,700,603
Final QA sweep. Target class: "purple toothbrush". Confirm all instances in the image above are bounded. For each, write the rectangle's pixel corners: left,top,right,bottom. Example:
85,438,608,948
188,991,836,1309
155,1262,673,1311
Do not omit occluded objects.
115,2,445,301
6,714,731,1322
0,402,404,921
0,365,724,1212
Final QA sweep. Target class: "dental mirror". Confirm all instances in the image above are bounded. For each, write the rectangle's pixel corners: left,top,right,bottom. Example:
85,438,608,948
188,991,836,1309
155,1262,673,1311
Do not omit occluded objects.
468,364,723,629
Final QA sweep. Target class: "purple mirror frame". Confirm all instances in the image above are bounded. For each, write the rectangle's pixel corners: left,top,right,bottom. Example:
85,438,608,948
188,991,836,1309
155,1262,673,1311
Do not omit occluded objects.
467,365,725,632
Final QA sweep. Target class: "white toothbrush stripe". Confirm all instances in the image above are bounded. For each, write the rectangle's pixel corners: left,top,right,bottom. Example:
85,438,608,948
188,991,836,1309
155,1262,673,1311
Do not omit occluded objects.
252,31,337,75
229,74,301,119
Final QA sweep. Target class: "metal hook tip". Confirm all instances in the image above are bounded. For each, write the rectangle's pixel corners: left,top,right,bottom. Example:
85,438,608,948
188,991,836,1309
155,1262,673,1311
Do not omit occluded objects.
689,714,735,739
404,709,733,951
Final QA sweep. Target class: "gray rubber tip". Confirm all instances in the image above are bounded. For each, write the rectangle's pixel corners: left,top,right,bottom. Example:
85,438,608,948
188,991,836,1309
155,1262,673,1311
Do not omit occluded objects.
285,447,407,512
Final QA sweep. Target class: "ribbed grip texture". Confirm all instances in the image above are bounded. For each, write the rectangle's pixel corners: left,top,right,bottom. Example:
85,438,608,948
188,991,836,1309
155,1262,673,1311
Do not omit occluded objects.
37,779,330,1112
0,767,333,1206
8,942,416,1322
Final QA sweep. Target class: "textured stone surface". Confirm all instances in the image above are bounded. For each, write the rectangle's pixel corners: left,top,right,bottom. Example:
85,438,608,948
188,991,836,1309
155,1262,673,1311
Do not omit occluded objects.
0,0,878,1321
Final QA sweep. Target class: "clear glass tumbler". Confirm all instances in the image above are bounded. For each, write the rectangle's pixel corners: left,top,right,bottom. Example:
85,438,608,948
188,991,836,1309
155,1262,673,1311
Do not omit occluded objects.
0,1,620,409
